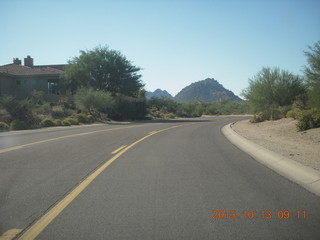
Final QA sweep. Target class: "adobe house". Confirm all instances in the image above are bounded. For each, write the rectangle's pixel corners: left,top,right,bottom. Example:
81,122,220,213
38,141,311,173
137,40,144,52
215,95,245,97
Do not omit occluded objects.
0,56,67,101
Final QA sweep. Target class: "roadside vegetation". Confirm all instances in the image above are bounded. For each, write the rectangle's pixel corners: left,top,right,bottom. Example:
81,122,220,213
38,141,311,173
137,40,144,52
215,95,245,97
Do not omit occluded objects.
146,97,249,119
0,46,147,131
242,40,320,131
0,90,249,131
1,41,319,132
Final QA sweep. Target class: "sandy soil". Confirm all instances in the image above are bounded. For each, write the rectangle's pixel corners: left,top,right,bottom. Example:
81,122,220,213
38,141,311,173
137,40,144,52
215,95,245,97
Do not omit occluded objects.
231,118,320,171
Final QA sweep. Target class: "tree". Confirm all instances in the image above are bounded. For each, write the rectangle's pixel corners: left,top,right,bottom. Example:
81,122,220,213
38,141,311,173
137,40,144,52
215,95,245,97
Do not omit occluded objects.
304,40,320,109
242,67,305,120
62,46,144,97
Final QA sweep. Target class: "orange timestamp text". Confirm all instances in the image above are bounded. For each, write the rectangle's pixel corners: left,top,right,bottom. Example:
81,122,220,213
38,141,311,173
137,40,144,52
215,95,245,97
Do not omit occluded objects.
212,210,307,220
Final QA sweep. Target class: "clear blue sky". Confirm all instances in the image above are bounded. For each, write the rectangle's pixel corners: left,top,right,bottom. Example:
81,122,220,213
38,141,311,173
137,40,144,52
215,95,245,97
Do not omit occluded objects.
1,0,319,97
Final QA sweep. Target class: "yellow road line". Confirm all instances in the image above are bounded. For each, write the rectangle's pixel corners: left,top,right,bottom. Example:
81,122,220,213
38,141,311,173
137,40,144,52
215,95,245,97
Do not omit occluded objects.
0,124,160,154
148,131,159,135
0,229,22,240
0,146,24,153
17,124,183,240
111,145,127,154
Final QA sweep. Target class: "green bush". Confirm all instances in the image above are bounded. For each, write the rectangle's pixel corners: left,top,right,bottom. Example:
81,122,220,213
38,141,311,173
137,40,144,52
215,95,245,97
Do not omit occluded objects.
1,96,38,126
51,106,65,118
10,120,30,130
62,120,71,126
295,109,320,131
35,102,52,115
68,113,95,124
40,118,56,127
286,108,301,119
74,88,113,113
250,112,269,123
176,102,203,118
64,117,79,125
86,114,95,123
30,90,45,104
109,95,146,120
0,122,10,131
277,105,291,119
73,113,89,124
164,113,176,119
0,109,12,124
53,119,63,126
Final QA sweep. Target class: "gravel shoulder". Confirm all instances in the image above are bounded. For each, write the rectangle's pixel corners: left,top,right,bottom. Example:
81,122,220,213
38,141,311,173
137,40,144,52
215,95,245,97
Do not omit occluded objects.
231,118,320,171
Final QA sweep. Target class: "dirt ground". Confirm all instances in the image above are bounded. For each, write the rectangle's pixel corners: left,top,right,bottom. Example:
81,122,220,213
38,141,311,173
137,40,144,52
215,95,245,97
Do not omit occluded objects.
231,118,320,171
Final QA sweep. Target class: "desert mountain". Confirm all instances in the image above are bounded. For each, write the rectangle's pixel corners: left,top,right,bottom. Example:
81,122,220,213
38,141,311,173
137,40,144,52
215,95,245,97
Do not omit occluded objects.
174,78,241,102
146,89,173,99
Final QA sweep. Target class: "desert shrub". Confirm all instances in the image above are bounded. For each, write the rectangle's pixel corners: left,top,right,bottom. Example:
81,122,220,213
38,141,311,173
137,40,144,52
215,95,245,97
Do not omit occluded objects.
30,90,45,104
0,122,9,131
147,108,162,119
0,109,12,124
62,120,71,126
204,104,218,115
40,118,56,127
68,113,95,124
74,87,113,113
296,109,320,131
35,102,52,115
147,97,178,114
53,119,63,126
176,102,203,117
286,108,301,119
51,105,65,118
250,111,269,123
58,96,73,109
86,114,95,123
164,113,176,119
62,108,75,118
10,120,30,130
109,95,146,120
292,94,308,110
73,113,90,124
64,117,79,125
1,96,38,126
277,105,292,119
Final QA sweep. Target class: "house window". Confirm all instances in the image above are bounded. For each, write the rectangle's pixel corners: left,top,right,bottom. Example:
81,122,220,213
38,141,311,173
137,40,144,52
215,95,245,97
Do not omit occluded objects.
32,79,36,85
16,80,21,85
48,80,59,94
24,80,28,85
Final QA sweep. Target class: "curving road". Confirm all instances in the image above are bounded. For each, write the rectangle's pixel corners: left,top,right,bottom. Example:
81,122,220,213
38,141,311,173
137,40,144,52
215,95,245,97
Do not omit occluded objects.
0,116,319,240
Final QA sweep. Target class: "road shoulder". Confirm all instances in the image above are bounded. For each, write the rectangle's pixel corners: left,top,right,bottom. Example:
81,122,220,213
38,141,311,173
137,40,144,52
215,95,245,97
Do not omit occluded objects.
222,122,320,197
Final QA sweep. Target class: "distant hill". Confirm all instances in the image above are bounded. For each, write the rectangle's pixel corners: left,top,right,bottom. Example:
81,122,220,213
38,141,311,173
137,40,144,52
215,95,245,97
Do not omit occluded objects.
174,78,241,102
146,89,173,99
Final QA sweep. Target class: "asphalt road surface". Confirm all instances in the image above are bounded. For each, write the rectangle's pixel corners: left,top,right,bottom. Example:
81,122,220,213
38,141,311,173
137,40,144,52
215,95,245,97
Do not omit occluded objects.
0,116,319,240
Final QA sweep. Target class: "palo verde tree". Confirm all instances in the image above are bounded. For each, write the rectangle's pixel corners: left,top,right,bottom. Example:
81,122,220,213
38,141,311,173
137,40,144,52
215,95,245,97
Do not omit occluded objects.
304,40,320,109
62,46,144,97
242,67,306,120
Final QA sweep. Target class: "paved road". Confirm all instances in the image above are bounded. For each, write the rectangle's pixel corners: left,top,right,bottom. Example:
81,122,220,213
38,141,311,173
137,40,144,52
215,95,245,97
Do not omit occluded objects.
0,116,319,239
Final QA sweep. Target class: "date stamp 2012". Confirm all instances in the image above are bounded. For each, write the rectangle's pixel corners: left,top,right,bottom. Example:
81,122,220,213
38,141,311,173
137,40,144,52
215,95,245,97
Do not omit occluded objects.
212,210,307,220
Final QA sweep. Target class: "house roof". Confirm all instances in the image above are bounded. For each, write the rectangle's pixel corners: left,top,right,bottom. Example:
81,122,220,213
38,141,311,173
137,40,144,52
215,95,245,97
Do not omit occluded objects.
0,64,64,77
